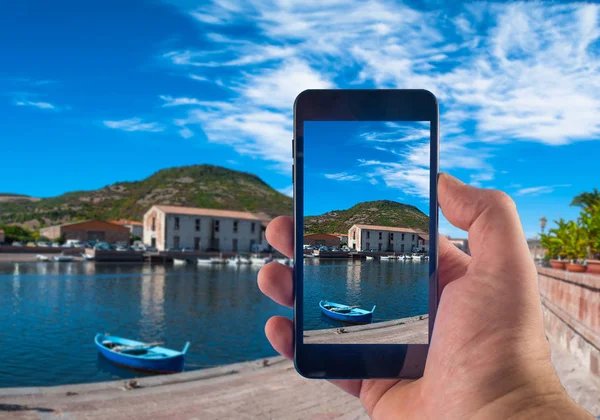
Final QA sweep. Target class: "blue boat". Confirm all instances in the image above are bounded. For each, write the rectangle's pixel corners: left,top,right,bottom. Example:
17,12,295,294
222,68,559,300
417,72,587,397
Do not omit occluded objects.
319,300,376,324
95,334,190,373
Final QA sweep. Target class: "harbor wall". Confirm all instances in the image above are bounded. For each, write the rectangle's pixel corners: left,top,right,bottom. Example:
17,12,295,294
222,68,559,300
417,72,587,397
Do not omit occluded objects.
538,267,600,379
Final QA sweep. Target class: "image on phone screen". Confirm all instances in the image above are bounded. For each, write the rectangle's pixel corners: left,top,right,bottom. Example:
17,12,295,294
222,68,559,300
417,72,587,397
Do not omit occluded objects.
303,121,430,345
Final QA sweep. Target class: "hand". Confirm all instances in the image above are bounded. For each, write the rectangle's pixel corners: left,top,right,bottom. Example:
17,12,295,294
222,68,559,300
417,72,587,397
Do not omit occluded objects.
258,173,592,419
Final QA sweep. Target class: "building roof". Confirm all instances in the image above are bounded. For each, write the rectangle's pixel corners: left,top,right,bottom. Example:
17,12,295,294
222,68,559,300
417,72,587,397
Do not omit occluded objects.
332,233,349,237
111,219,143,227
40,220,129,231
419,234,430,241
304,233,340,238
153,205,261,221
351,224,424,234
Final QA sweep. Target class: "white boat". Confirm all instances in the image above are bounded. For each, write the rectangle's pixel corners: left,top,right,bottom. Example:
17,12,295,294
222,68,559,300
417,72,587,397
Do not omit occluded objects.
274,258,290,266
365,256,374,260
412,254,422,260
197,259,213,266
209,257,227,264
228,256,252,265
380,255,394,260
173,258,187,265
423,255,430,260
82,253,95,261
250,255,272,266
53,255,75,262
36,254,50,262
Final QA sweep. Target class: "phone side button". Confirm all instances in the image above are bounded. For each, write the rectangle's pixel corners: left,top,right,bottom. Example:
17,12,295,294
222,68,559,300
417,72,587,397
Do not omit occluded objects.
292,164,294,184
292,138,294,158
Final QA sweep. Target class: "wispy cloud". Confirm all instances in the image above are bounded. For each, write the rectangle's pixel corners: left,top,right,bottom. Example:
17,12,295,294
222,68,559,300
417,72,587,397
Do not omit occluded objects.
278,185,294,197
155,1,599,176
15,100,56,110
103,118,164,132
324,172,361,182
515,184,572,196
178,127,194,138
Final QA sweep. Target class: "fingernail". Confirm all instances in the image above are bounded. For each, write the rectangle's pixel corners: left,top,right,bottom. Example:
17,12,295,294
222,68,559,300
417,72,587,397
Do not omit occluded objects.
440,172,466,186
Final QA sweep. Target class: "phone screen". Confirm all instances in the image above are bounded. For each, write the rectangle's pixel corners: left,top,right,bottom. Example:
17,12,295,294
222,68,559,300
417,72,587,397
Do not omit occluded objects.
303,121,430,345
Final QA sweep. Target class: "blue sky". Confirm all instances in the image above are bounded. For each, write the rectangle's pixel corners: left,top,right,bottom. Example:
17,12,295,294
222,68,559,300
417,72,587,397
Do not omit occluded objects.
1,1,599,239
305,121,431,216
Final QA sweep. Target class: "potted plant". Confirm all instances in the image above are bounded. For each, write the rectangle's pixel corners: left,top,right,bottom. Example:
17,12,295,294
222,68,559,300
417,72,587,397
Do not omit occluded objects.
563,220,588,273
543,219,568,270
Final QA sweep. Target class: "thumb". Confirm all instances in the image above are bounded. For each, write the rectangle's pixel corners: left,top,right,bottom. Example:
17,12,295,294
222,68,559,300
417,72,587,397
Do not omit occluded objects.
438,173,534,276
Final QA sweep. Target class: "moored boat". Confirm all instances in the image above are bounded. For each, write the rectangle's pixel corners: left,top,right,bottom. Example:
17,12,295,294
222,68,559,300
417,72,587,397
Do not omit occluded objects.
173,258,187,265
53,255,75,262
319,300,375,324
365,256,374,260
250,255,272,266
95,334,190,373
36,254,50,262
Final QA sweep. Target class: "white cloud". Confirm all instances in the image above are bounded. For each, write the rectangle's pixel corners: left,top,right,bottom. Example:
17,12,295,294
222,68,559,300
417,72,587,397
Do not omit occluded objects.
15,100,56,110
278,185,294,197
160,95,205,107
178,127,194,138
103,118,164,132
515,184,572,196
189,73,209,81
156,0,599,176
324,172,361,182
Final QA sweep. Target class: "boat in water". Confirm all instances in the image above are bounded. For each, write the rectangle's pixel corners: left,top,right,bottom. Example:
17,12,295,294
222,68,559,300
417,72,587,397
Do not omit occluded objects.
319,300,375,324
380,255,395,260
250,255,272,266
53,255,75,262
95,334,190,373
36,254,50,262
274,257,291,266
173,258,187,265
365,256,374,260
227,256,251,265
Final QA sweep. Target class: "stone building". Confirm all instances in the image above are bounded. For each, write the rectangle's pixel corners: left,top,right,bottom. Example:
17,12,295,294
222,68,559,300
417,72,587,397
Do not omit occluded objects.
304,233,341,247
110,220,143,238
143,205,265,252
39,220,130,243
348,224,424,252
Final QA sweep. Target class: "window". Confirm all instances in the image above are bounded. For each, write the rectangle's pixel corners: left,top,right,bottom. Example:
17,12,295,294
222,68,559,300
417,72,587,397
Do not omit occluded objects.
151,217,156,232
251,222,256,233
402,233,405,240
194,237,200,250
233,220,238,233
174,217,180,230
233,239,238,252
214,220,220,232
367,231,370,239
378,243,382,251
352,230,356,240
378,232,382,240
173,236,180,248
390,233,394,240
412,234,415,241
195,219,200,232
366,242,370,249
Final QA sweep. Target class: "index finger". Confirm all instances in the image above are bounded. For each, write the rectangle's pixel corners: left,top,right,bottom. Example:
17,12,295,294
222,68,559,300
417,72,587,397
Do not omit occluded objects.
266,216,294,258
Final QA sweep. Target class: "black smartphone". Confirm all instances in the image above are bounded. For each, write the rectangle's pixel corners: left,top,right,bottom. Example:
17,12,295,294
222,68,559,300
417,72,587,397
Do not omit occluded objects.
292,89,439,379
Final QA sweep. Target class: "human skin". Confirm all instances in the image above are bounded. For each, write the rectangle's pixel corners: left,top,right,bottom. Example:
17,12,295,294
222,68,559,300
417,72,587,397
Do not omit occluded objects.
258,173,593,419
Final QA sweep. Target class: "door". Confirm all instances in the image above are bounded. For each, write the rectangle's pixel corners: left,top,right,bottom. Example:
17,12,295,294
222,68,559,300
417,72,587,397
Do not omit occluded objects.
151,238,156,247
194,237,200,251
233,239,238,252
173,236,180,248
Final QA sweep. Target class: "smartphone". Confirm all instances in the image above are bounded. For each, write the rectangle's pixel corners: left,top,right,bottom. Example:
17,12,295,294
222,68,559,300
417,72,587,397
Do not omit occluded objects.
292,89,439,379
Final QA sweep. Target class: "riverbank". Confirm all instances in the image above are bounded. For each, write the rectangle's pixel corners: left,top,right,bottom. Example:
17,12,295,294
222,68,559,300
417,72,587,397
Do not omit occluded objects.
304,315,428,344
0,337,597,419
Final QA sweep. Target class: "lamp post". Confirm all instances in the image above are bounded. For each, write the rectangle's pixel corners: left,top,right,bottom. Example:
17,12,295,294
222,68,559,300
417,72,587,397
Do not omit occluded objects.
539,216,547,262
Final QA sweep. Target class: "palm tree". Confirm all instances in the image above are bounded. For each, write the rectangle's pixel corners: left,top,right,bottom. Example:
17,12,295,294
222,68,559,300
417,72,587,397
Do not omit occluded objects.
571,188,600,214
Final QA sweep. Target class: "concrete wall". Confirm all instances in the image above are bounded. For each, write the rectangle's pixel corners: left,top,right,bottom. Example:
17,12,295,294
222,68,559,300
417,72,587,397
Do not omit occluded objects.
538,267,600,378
144,208,165,250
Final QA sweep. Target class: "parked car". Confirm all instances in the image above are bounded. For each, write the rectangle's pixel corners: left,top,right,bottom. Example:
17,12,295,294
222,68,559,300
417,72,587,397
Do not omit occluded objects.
115,245,130,252
166,247,181,252
26,242,36,247
94,242,112,251
144,246,157,252
181,247,195,252
51,242,61,248
12,242,24,247
303,244,314,250
37,241,50,247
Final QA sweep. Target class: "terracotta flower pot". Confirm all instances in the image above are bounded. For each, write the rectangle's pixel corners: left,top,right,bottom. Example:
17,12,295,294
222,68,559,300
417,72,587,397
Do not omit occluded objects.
549,260,566,270
566,263,587,273
585,260,600,275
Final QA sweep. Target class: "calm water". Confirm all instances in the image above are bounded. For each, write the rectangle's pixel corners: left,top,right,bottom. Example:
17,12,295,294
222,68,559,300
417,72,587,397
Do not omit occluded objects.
0,262,290,387
303,258,429,330
0,259,428,387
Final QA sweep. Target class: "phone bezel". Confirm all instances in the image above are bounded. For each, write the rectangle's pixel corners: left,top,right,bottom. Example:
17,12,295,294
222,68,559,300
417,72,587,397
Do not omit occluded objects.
293,89,439,379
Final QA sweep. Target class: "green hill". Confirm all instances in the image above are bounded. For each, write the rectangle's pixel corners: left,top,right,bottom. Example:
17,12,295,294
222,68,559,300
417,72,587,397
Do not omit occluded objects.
304,200,429,235
0,165,292,229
